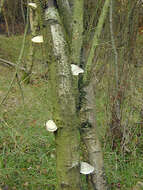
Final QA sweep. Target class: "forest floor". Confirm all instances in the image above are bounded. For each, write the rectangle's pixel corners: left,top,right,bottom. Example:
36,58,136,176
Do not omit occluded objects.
0,35,143,190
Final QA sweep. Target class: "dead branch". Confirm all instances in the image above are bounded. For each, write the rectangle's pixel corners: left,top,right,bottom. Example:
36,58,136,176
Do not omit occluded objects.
0,58,26,71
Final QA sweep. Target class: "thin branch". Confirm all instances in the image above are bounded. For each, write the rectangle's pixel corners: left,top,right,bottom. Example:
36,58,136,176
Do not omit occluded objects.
83,0,111,84
21,0,26,25
0,58,26,71
0,0,4,14
16,73,24,104
0,8,29,106
109,0,118,89
71,0,84,66
56,0,72,37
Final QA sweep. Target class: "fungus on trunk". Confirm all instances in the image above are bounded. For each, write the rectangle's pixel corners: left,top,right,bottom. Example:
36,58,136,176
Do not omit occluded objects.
31,35,44,43
46,120,58,132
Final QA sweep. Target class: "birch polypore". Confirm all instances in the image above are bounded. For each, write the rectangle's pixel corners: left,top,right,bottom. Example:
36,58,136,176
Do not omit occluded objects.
31,35,43,43
46,120,57,132
28,3,37,9
80,162,94,175
71,64,84,76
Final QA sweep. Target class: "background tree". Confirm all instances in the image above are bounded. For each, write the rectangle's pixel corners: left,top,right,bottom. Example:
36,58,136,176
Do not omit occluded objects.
104,0,139,150
0,0,27,35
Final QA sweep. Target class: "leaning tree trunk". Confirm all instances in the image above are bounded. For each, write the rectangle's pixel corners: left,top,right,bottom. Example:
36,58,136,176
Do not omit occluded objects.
70,1,109,188
46,2,81,190
80,78,108,190
80,1,111,189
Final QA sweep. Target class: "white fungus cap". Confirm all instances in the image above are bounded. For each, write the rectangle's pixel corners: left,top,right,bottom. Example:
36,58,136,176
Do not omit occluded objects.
71,64,84,76
46,120,57,132
31,35,44,43
28,3,37,9
80,162,94,175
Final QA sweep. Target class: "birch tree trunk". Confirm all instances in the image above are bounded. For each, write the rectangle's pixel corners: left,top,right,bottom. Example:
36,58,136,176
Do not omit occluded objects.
46,2,81,189
56,0,72,37
70,1,109,189
79,1,111,189
80,79,108,190
44,0,110,189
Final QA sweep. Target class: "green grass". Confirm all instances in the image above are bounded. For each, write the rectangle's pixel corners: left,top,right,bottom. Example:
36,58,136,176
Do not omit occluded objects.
0,76,57,189
0,73,56,189
0,34,143,189
0,35,56,189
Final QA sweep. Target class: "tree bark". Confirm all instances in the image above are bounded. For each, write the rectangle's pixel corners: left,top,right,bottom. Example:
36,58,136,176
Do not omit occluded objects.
79,1,110,189
71,0,83,66
80,78,108,190
83,0,111,84
56,0,72,37
46,3,81,190
45,0,110,189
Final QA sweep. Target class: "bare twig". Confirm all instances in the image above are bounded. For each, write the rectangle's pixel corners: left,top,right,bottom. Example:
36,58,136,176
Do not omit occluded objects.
83,0,111,84
16,73,24,104
109,0,118,89
0,8,29,106
0,58,26,71
0,58,36,74
21,0,26,25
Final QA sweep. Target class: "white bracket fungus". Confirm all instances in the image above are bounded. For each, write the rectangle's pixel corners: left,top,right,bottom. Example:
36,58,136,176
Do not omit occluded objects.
80,162,94,175
71,64,84,76
31,35,44,43
46,120,57,132
28,3,37,9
